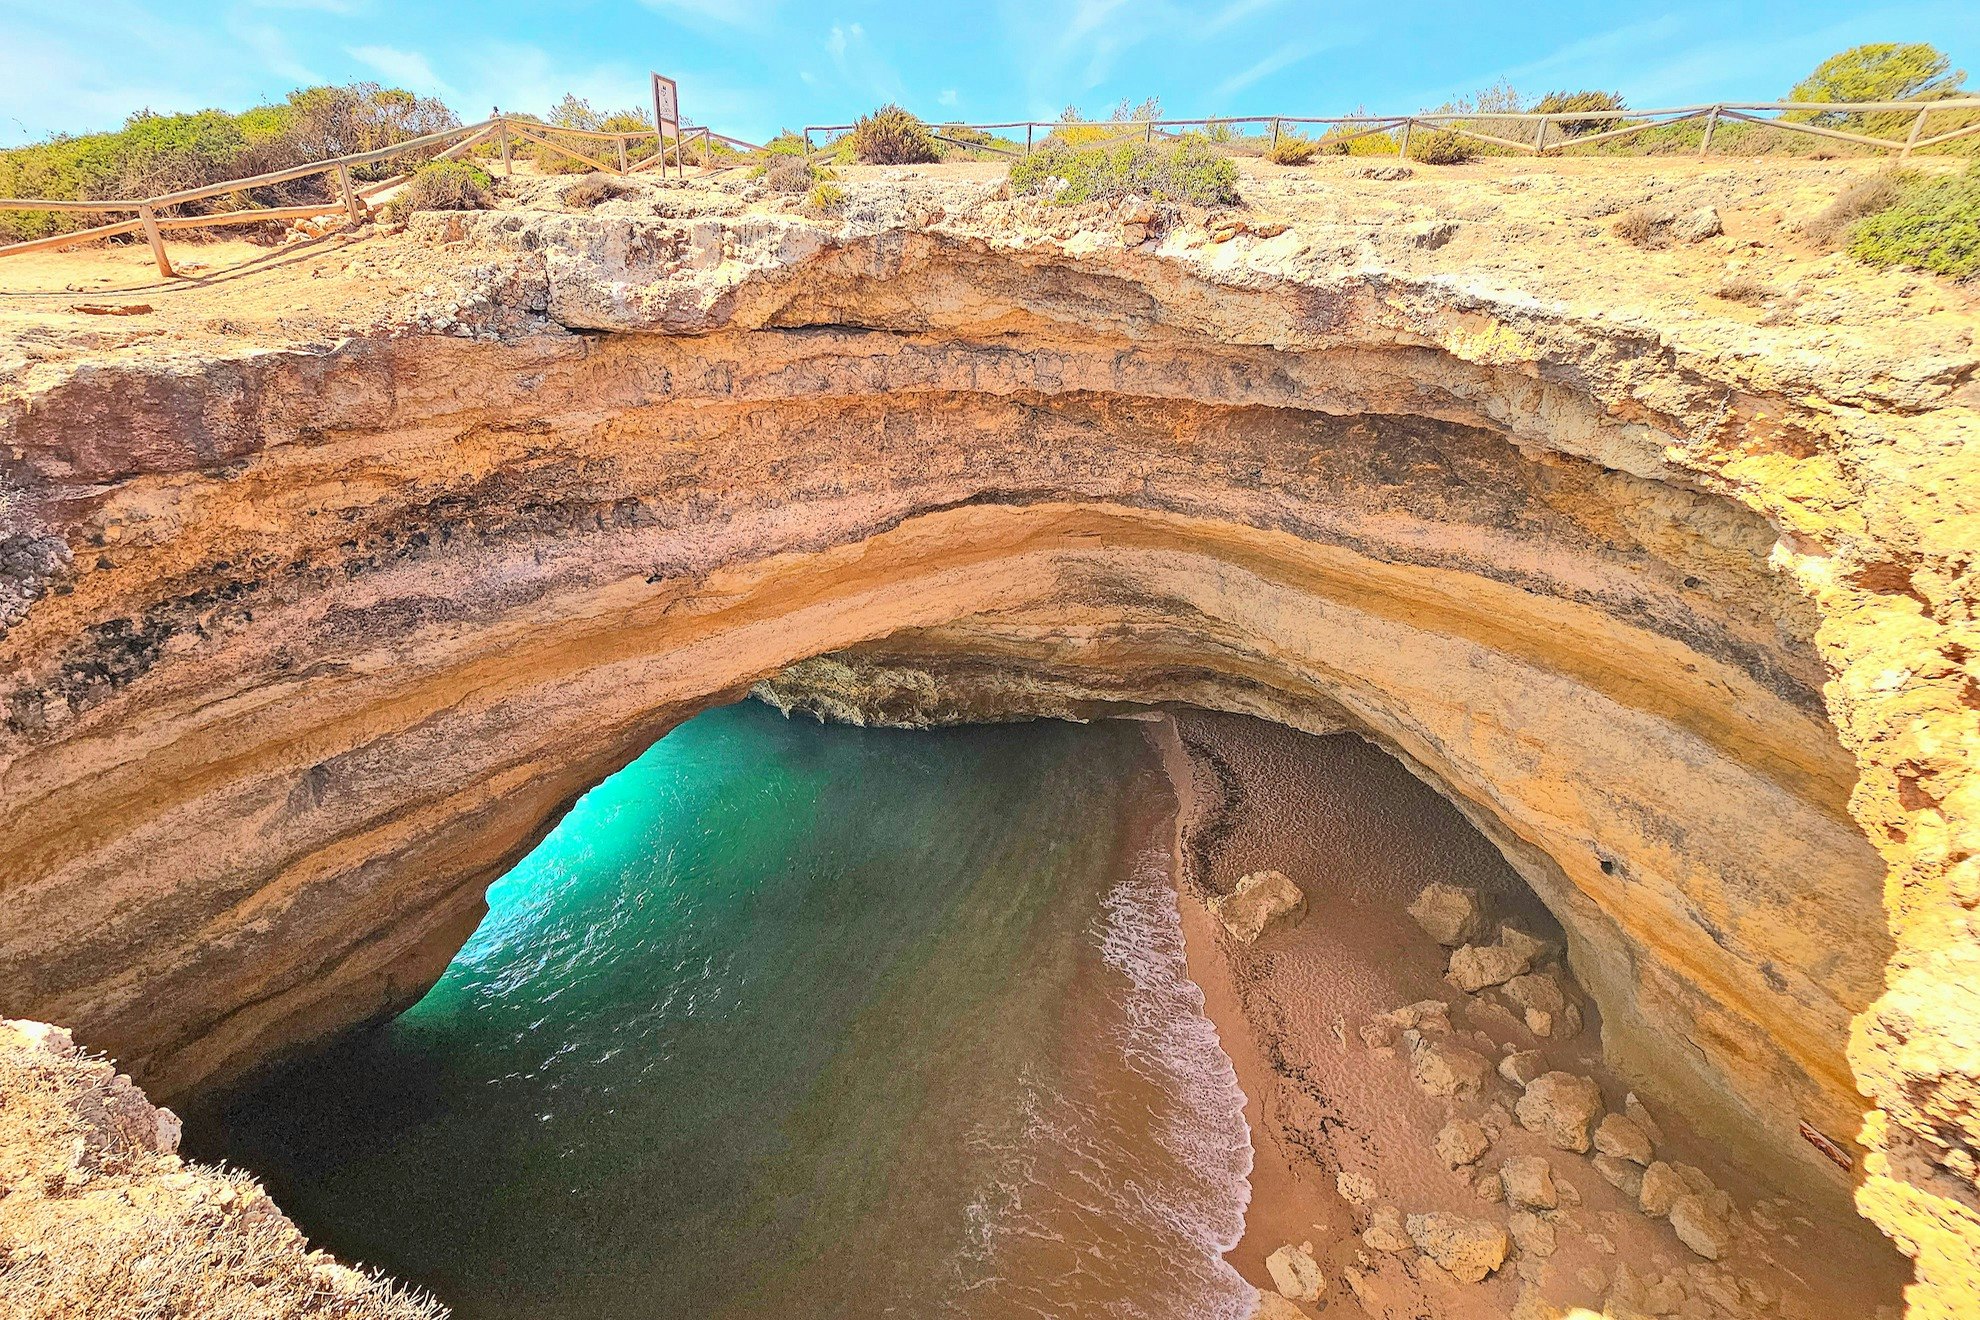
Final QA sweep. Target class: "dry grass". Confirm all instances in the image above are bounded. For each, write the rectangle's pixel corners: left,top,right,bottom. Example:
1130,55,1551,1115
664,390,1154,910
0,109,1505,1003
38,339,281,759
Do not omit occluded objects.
1713,274,1771,303
0,1023,447,1320
1614,204,1670,248
562,173,629,209
1802,170,1912,247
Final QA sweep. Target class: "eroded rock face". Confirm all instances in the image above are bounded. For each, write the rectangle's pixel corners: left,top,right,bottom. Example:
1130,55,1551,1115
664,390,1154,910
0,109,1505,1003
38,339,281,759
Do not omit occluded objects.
0,176,1975,1312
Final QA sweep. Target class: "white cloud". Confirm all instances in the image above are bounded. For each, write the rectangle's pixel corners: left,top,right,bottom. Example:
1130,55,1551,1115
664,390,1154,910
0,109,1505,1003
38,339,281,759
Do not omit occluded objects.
346,44,458,100
637,0,776,30
822,20,903,103
1215,43,1326,101
938,88,959,107
1199,0,1282,37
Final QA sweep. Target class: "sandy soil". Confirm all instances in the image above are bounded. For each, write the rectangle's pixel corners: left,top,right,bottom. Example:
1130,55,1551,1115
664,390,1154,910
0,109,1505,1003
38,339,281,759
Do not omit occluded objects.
1155,710,1909,1320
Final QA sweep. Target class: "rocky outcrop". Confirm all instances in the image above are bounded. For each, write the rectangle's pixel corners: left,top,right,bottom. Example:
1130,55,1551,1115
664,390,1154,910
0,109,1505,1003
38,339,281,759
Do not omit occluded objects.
0,165,1975,1312
0,1020,439,1319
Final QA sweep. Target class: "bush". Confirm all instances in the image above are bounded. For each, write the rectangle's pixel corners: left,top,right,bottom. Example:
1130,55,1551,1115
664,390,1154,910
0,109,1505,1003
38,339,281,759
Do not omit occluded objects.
804,182,847,216
1803,170,1912,246
382,160,492,222
1531,90,1627,137
1790,44,1965,123
1009,134,1239,206
563,172,627,208
1410,128,1476,165
0,83,458,243
762,156,827,194
1848,164,1980,280
850,104,941,164
1267,133,1319,165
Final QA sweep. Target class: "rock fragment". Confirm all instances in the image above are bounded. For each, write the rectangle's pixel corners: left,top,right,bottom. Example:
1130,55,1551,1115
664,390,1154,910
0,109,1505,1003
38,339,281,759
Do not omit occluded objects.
1448,940,1532,992
1639,1160,1686,1217
1677,206,1724,242
1501,1155,1559,1210
1498,1049,1546,1088
1265,1241,1325,1302
1515,1071,1604,1151
1335,1169,1376,1207
1209,870,1304,943
1362,1205,1413,1253
1408,882,1485,946
1594,1112,1654,1165
1436,1117,1492,1168
1670,1193,1733,1260
1595,1153,1645,1199
1405,1212,1510,1283
1508,1208,1557,1257
1624,1092,1665,1145
1410,1037,1493,1100
1249,1292,1307,1320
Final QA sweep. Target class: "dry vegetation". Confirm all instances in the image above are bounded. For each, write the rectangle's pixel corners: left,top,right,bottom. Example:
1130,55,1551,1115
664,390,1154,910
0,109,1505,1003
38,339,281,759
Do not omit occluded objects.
0,1022,445,1320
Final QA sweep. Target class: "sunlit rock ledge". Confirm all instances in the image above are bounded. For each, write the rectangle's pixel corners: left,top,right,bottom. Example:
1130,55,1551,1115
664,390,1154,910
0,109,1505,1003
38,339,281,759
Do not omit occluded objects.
1,160,1975,1315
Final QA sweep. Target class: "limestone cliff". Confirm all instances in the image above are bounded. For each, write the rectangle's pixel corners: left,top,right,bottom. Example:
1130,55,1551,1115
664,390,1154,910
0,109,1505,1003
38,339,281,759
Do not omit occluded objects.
0,160,1975,1314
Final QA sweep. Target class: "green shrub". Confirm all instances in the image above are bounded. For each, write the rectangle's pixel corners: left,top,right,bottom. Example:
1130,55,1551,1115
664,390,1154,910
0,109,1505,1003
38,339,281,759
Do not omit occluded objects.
1267,133,1319,165
762,156,829,194
0,83,459,243
1847,164,1980,279
850,104,941,164
1009,134,1239,206
804,181,847,216
1531,90,1627,137
1789,43,1965,122
382,160,492,222
1317,123,1400,156
1410,127,1476,165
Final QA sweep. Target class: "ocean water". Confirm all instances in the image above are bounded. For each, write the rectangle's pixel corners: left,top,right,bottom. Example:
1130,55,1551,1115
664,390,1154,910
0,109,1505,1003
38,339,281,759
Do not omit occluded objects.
193,702,1255,1319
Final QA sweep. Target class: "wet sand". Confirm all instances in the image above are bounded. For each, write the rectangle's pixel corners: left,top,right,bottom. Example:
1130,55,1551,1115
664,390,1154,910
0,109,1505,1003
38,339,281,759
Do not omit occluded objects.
1151,709,1909,1320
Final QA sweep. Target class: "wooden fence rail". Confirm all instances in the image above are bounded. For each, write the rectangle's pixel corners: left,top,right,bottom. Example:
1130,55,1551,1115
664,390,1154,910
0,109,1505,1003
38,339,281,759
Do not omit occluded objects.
803,97,1980,161
7,94,1973,278
0,112,761,276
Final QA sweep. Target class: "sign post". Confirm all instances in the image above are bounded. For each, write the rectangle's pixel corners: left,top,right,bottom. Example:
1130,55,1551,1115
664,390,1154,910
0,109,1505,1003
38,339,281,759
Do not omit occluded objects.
651,73,683,181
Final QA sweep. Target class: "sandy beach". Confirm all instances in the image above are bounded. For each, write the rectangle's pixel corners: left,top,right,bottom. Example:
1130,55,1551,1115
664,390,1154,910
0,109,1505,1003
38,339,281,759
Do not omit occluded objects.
1151,710,1908,1320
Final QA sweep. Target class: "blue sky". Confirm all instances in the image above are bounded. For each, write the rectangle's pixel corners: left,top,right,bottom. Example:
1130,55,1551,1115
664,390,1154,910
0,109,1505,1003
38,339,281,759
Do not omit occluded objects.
0,0,1973,147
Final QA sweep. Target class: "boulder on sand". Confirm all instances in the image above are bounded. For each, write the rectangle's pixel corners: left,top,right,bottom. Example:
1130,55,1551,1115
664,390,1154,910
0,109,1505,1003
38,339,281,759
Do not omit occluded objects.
1265,1241,1325,1302
1515,1071,1604,1152
1408,882,1484,946
1406,1212,1510,1283
1209,870,1304,944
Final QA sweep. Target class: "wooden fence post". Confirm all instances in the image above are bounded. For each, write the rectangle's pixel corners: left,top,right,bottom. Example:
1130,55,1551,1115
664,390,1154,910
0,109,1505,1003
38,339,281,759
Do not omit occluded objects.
617,138,628,173
499,122,513,176
1397,120,1412,158
137,204,172,277
1270,117,1281,149
1901,106,1930,160
1533,115,1550,154
1698,106,1720,159
1026,123,1034,156
335,163,361,225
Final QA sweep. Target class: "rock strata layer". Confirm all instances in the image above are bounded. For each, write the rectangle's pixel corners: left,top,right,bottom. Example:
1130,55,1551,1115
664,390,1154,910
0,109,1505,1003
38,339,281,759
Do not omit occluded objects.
0,166,1975,1314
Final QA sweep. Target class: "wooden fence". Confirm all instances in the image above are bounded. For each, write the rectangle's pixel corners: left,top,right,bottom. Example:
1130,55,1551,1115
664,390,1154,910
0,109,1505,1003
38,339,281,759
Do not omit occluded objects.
804,98,1980,161
0,114,760,277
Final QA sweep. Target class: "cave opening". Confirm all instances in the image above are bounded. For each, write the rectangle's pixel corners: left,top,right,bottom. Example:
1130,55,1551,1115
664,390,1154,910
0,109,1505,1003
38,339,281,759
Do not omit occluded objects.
178,697,1908,1319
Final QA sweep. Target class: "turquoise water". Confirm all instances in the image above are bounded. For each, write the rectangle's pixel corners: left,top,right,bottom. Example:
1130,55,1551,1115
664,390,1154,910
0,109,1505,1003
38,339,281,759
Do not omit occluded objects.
195,702,1254,1319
